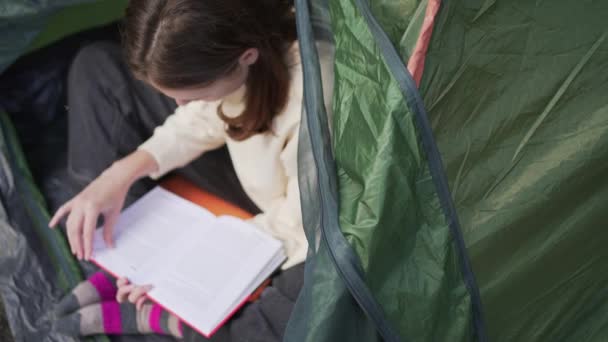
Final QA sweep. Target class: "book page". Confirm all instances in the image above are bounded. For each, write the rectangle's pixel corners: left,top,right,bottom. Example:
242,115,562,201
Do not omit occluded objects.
143,215,285,335
92,187,215,281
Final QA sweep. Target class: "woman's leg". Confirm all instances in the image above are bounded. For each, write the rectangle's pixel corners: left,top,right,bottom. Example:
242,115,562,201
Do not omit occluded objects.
66,41,259,212
66,41,174,205
55,265,304,341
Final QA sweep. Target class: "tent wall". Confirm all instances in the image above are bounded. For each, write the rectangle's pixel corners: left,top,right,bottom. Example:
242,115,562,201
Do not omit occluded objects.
289,0,608,341
422,1,608,340
0,0,128,74
287,0,482,340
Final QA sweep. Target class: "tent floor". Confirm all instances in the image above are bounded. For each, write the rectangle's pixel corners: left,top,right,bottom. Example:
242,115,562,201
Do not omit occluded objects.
0,299,13,342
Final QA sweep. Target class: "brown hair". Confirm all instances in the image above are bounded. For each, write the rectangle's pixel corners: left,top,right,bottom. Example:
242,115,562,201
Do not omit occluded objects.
123,0,297,140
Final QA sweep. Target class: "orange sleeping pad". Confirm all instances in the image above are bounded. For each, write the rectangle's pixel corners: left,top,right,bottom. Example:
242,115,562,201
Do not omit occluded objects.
161,176,253,220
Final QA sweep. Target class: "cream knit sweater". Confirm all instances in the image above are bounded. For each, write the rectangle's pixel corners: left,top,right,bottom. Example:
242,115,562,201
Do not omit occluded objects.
138,42,334,269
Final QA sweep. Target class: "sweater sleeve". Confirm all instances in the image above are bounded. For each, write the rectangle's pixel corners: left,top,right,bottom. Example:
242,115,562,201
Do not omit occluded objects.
248,123,307,269
138,100,227,179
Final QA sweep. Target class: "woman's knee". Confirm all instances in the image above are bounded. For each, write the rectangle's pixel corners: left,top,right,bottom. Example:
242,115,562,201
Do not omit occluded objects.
68,41,126,91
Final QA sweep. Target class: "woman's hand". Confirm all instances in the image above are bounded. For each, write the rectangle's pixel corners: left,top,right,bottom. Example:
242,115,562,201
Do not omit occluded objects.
49,164,132,260
49,150,159,261
116,277,153,310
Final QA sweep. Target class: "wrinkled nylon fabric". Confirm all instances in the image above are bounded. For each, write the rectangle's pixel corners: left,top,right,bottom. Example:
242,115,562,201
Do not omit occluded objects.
332,0,475,340
0,112,108,342
286,2,380,341
0,0,90,73
421,1,608,340
0,2,116,339
0,0,127,73
287,0,477,341
287,1,402,341
351,0,486,338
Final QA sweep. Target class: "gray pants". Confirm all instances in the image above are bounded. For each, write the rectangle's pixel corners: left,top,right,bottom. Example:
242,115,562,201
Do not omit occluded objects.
67,41,303,342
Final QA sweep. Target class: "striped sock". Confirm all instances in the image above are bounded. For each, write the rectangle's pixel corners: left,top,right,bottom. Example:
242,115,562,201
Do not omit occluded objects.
55,302,183,339
56,271,117,316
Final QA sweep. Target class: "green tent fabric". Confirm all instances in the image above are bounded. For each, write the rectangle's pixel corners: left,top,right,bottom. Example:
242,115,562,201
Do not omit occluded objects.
287,1,481,341
0,0,128,73
0,111,111,342
1,0,608,341
0,1,125,341
424,1,608,340
288,0,608,341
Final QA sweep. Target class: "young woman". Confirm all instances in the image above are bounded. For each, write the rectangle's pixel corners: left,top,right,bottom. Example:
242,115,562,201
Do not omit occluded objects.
49,0,333,340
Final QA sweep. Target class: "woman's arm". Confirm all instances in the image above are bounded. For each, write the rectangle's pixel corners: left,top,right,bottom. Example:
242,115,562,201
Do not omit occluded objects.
138,100,227,179
114,149,160,183
50,100,227,260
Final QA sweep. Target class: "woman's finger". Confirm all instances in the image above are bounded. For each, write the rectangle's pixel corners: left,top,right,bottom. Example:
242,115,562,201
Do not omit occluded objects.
64,213,76,255
117,277,129,287
103,210,119,249
49,201,73,228
66,227,76,255
83,207,100,261
116,284,135,303
65,208,84,258
128,285,153,303
136,296,147,311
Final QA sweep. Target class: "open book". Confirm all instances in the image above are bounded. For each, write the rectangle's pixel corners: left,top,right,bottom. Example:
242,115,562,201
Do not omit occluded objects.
91,187,286,338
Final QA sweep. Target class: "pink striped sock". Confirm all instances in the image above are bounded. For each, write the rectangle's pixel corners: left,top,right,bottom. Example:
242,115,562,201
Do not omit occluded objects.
88,271,118,301
55,271,117,316
149,304,164,334
101,302,123,334
56,302,183,338
149,303,183,337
